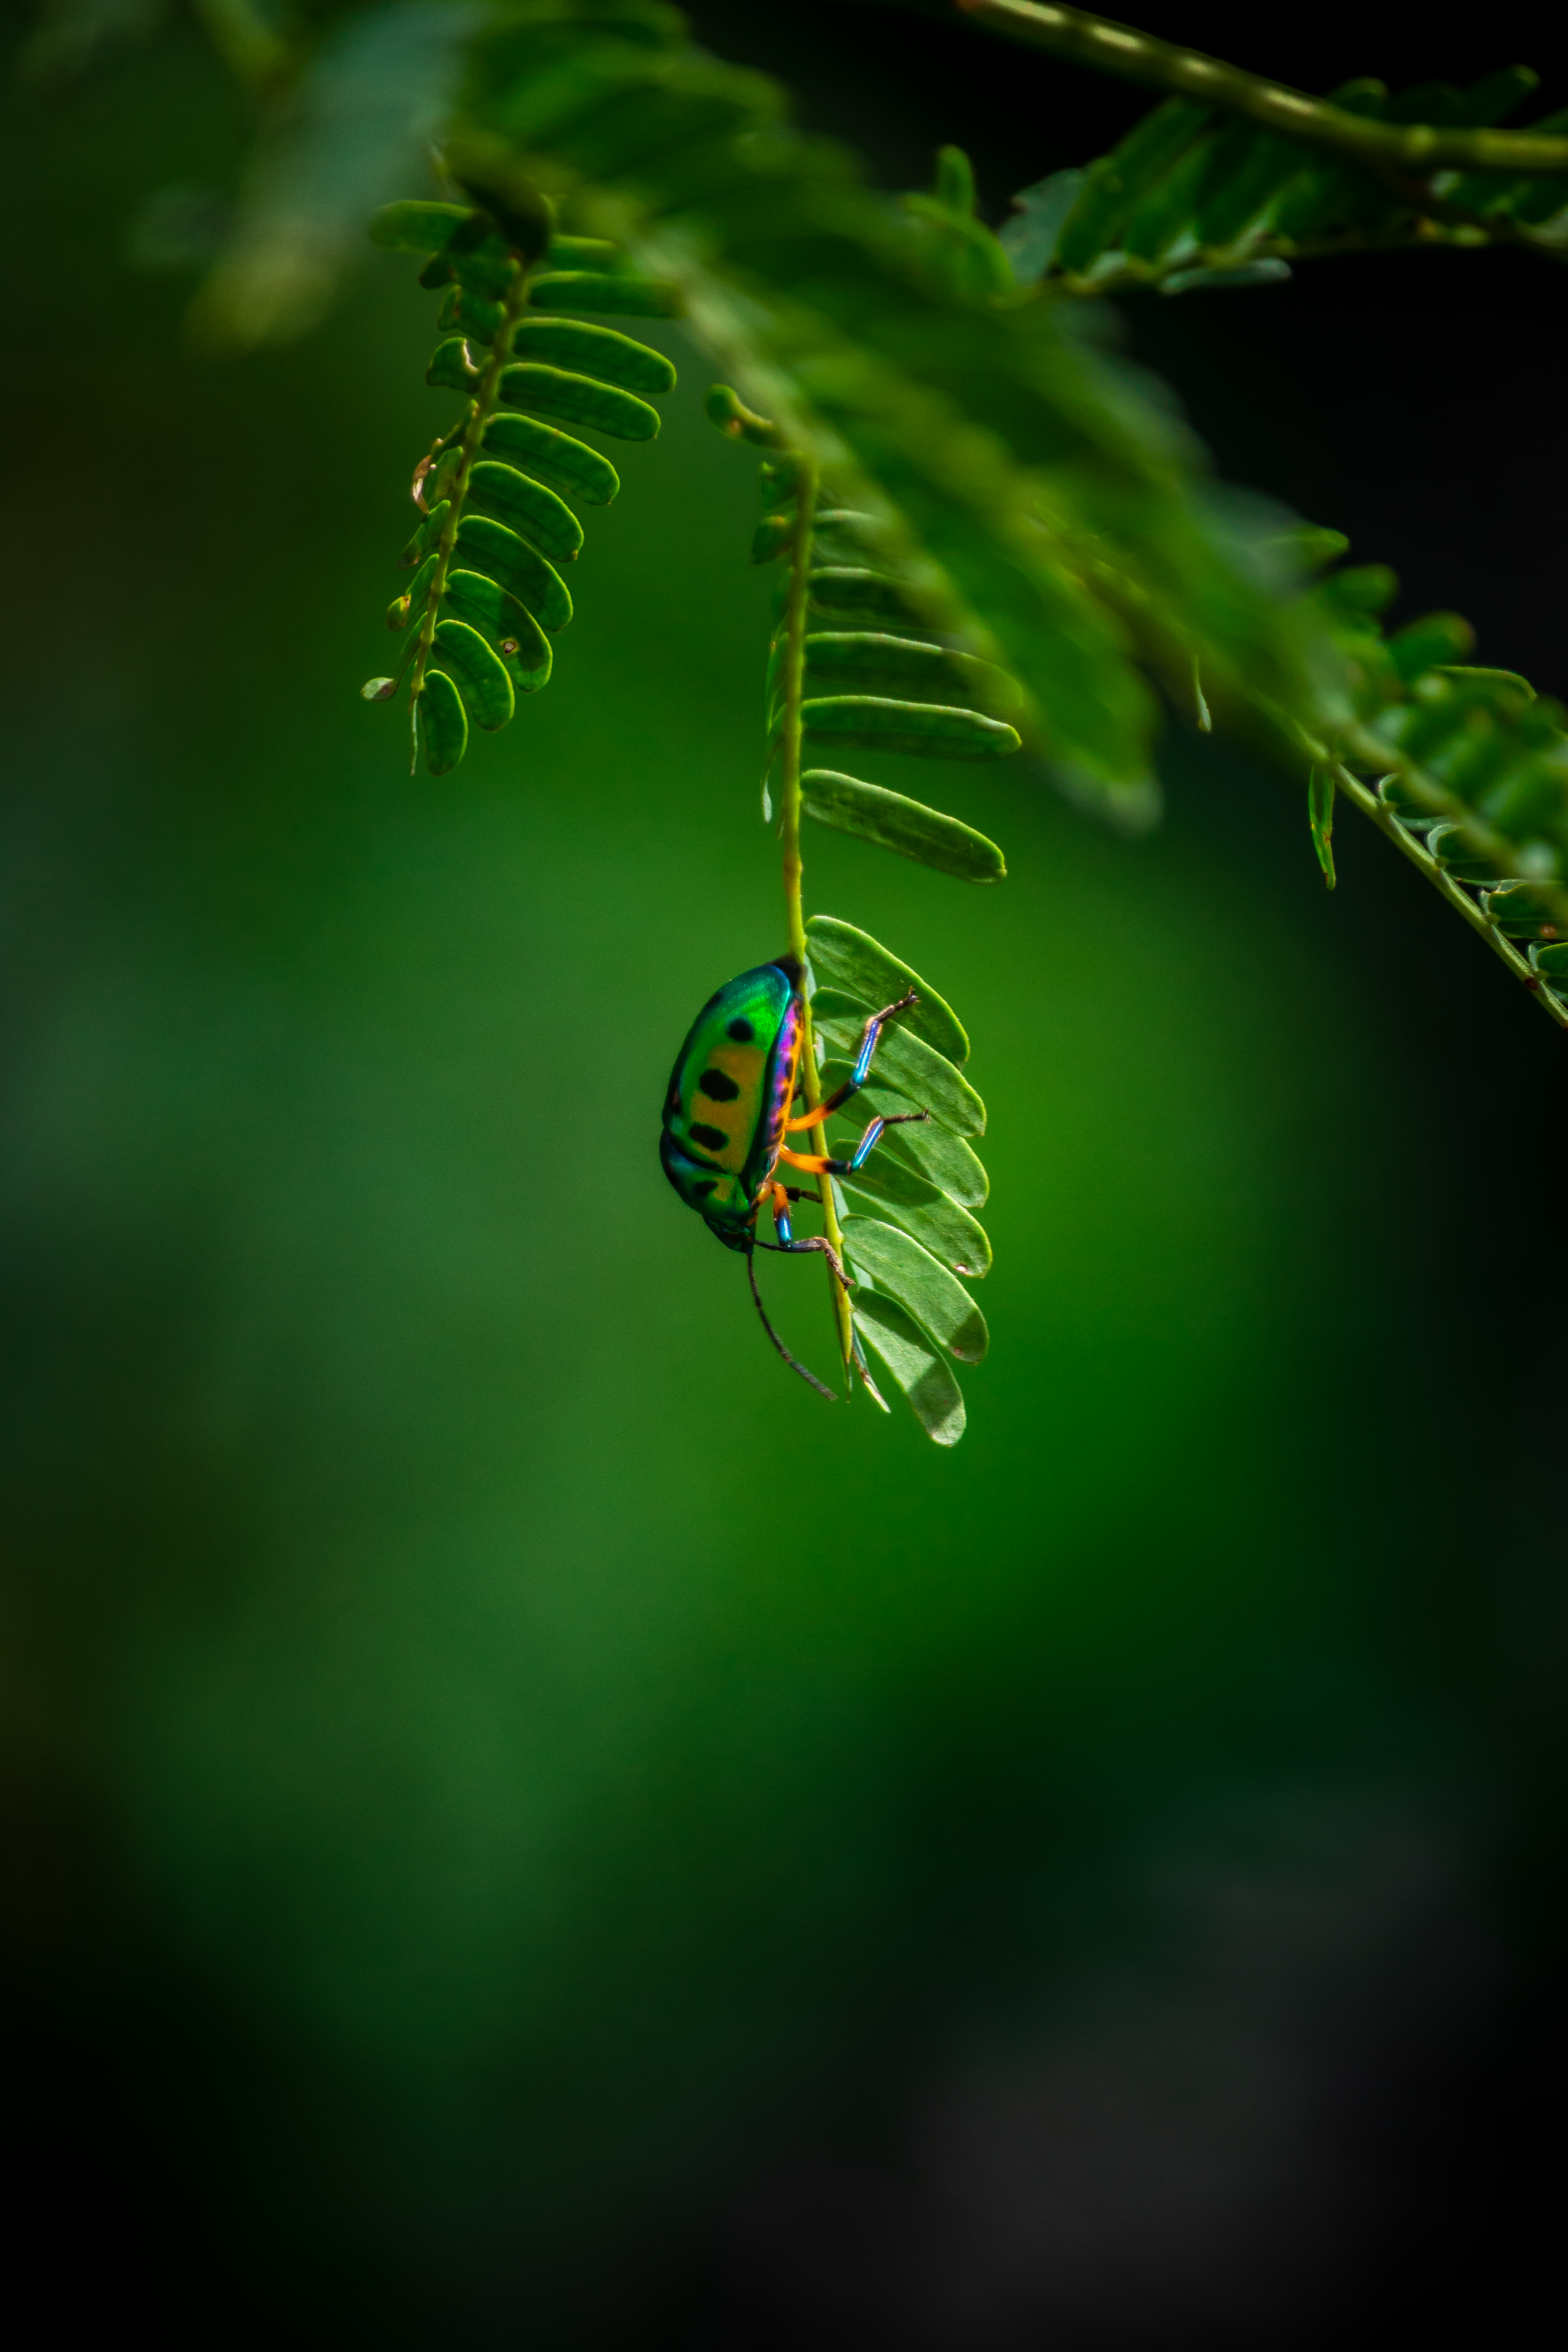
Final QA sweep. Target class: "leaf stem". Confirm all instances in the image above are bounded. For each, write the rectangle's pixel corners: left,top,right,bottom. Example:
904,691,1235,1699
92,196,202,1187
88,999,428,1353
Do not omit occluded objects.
406,263,534,771
955,1,1568,176
778,458,855,1376
1335,766,1568,1030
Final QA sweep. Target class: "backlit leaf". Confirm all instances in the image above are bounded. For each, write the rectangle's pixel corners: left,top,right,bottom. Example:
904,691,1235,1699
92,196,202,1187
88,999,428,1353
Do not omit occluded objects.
806,916,969,1063
427,335,482,394
455,515,573,630
804,696,1020,760
511,318,677,396
802,770,1005,881
851,1292,966,1446
483,411,620,505
419,667,467,775
842,1218,988,1363
432,619,515,731
528,270,683,317
812,989,985,1136
467,459,584,564
839,1169,992,1279
498,364,661,441
443,570,552,691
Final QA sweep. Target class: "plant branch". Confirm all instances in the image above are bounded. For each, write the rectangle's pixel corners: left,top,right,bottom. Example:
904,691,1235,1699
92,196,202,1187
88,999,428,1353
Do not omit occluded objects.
777,458,856,1377
406,265,534,770
953,1,1568,175
1334,768,1568,1029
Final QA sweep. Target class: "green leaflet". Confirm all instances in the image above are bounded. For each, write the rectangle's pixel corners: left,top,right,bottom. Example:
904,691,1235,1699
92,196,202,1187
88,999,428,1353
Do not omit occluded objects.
842,1218,988,1365
751,514,794,566
760,454,804,505
875,1113,987,1210
802,697,1021,759
437,287,505,343
388,552,437,627
705,385,785,445
1426,822,1497,880
1387,613,1475,681
510,318,676,396
801,633,1023,719
1307,767,1336,890
850,1292,966,1447
466,460,584,564
498,363,661,441
427,336,483,395
419,668,467,775
546,236,620,269
811,989,985,1137
482,412,620,505
808,569,922,622
806,916,969,1062
528,270,682,317
1000,169,1086,283
449,242,518,302
1054,100,1210,273
820,1065,988,1208
802,770,1006,883
369,200,473,253
400,501,450,568
1532,943,1568,980
839,1167,991,1279
1479,884,1566,939
443,570,552,693
455,516,573,632
432,619,515,731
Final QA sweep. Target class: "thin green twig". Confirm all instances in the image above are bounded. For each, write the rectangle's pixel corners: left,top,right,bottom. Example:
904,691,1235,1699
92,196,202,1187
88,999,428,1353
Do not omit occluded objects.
777,459,856,1377
407,265,534,771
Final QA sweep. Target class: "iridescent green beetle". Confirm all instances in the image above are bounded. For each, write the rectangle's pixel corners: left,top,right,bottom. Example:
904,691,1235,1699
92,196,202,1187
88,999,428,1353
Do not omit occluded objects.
660,956,929,1391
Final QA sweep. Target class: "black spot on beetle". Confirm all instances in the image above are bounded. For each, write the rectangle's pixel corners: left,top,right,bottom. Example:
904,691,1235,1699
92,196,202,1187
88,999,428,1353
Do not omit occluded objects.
697,1068,740,1102
689,1123,727,1153
691,1179,717,1198
726,1018,754,1042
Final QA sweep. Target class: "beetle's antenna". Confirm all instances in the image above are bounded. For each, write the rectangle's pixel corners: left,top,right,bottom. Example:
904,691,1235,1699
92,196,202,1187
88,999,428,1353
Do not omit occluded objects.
746,1236,837,1401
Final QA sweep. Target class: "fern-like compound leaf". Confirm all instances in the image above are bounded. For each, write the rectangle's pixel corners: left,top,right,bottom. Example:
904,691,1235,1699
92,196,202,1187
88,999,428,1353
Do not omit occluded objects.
365,195,678,773
1304,545,1568,1023
1002,72,1568,295
802,912,992,1436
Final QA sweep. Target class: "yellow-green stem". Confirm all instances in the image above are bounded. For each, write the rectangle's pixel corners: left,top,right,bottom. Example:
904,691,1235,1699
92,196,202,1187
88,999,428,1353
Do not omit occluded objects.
777,458,855,1379
407,262,534,770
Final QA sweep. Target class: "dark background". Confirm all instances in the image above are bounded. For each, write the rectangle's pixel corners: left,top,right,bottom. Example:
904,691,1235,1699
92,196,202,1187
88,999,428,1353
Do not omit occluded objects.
4,2,1565,2342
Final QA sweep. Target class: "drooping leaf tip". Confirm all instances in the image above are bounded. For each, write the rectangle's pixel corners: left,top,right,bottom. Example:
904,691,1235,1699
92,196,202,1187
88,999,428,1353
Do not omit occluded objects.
704,385,782,445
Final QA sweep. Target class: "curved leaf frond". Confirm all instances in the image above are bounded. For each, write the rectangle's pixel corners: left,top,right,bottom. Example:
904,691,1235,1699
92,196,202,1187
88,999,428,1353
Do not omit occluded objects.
365,192,679,773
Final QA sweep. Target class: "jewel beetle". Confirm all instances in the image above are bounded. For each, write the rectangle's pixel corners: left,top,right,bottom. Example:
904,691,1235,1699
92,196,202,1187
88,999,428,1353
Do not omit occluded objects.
660,956,929,1392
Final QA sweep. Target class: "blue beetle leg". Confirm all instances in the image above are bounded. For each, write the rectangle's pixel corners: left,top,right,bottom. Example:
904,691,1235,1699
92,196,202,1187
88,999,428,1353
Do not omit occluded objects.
764,1180,851,1292
770,1183,795,1246
852,990,919,1085
780,1107,930,1181
846,1105,929,1169
784,989,921,1131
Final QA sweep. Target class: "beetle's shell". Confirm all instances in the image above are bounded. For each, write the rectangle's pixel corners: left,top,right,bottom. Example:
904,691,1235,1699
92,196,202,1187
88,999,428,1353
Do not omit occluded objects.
661,960,803,1230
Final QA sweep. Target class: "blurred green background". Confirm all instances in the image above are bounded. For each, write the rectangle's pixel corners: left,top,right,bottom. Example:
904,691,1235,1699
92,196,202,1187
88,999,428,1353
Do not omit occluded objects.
4,5,1565,2340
